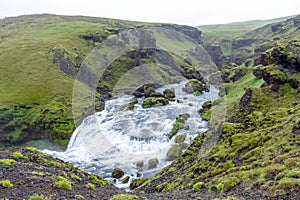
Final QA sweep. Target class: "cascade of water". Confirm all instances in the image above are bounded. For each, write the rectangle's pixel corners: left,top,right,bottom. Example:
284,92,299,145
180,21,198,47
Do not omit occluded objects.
43,80,219,190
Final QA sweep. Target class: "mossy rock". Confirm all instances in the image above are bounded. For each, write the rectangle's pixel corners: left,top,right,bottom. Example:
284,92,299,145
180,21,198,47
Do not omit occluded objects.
148,158,159,169
166,143,189,161
175,134,186,143
112,167,124,179
122,176,130,184
127,98,138,110
142,97,169,108
182,80,208,94
136,161,144,168
163,88,176,99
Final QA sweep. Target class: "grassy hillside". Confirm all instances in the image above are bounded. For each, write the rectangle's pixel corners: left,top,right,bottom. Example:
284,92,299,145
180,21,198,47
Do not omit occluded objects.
136,39,300,199
198,15,299,63
198,15,295,43
0,14,204,147
0,14,149,147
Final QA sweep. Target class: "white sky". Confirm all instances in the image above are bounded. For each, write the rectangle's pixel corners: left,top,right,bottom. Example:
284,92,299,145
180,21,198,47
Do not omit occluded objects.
0,0,299,26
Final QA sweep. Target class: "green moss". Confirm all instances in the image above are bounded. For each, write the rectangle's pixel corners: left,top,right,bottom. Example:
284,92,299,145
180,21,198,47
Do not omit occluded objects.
71,173,82,182
0,180,13,189
193,182,204,191
87,183,95,191
12,152,25,159
129,178,148,190
110,194,138,200
32,171,45,176
54,176,72,190
89,175,109,187
166,143,189,161
0,159,16,166
28,194,50,200
169,114,190,138
215,177,239,192
142,97,169,108
127,98,138,110
75,194,85,200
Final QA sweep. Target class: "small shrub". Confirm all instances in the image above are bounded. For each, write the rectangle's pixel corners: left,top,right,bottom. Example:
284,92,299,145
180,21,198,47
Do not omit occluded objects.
54,176,72,190
0,180,13,188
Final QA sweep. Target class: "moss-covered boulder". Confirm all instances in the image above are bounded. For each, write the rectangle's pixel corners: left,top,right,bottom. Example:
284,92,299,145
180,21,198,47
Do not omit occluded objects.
166,143,189,161
163,88,176,100
112,167,124,179
182,80,208,95
175,134,186,143
122,176,130,184
148,158,159,169
142,97,169,108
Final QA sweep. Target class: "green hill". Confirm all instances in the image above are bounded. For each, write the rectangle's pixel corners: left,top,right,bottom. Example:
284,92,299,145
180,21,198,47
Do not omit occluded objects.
0,14,203,147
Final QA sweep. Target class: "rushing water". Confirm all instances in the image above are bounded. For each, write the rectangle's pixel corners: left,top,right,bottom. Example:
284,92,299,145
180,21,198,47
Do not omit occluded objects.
43,80,218,189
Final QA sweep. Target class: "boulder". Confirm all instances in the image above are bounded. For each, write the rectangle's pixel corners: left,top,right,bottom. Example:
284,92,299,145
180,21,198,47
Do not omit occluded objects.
136,161,144,169
163,88,175,99
175,134,186,143
182,80,208,94
112,167,124,179
122,176,130,184
148,158,159,169
166,143,189,161
142,97,169,108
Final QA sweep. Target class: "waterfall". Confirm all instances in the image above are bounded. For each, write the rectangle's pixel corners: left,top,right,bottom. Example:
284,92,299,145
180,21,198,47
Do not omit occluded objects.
43,80,219,190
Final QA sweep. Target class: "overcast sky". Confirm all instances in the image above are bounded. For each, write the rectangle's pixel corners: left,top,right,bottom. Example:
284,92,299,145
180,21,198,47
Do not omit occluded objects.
0,0,299,26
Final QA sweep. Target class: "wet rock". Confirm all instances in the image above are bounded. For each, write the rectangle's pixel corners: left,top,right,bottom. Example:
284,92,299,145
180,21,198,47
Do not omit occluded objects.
136,161,144,169
142,97,169,108
148,158,159,169
122,176,130,184
175,134,186,143
166,143,189,161
112,167,124,179
182,80,208,94
163,88,175,99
